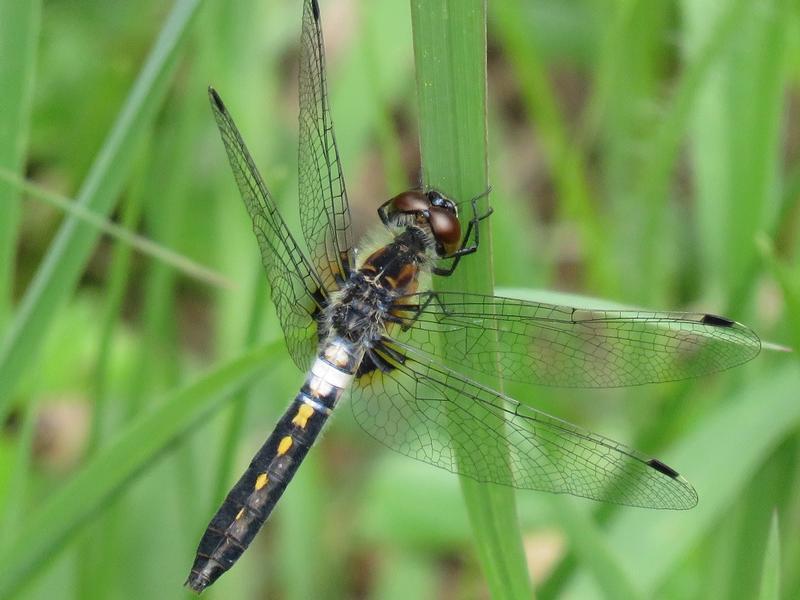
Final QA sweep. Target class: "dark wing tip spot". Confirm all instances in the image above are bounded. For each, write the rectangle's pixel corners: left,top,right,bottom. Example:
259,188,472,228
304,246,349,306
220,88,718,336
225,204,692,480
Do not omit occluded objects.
702,313,735,327
208,87,225,112
311,0,320,20
647,458,680,479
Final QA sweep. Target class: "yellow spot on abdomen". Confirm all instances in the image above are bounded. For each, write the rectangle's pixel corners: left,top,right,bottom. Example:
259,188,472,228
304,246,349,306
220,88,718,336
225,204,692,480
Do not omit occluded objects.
235,508,245,520
291,404,315,429
277,436,293,455
255,473,268,491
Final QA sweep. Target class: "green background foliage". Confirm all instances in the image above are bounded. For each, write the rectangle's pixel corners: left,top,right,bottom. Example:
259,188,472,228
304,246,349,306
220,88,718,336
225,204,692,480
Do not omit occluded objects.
0,0,798,598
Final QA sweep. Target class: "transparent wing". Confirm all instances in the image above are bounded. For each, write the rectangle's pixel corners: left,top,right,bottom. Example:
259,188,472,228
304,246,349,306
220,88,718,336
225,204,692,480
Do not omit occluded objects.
209,88,323,369
298,0,354,291
350,340,698,509
390,292,761,388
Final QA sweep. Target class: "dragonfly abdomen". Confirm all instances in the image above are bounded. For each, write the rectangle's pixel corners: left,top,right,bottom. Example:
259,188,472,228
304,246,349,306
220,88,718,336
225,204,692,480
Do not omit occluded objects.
186,339,362,593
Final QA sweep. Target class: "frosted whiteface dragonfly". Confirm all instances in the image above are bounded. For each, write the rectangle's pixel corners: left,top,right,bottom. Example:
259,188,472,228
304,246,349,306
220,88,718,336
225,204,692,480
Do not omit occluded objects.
186,0,761,592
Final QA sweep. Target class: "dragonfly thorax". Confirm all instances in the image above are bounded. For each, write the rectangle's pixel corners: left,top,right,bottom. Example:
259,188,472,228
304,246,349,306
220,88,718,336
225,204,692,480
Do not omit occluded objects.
324,226,432,347
325,272,394,346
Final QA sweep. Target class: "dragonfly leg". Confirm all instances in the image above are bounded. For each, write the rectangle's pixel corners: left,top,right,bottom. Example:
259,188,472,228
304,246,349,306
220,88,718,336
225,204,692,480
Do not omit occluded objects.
365,346,395,372
433,190,493,277
390,291,452,332
376,198,394,227
376,340,407,365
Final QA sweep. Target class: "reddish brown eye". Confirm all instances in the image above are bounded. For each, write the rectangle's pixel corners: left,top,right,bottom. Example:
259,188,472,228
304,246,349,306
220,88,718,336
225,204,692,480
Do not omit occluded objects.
428,207,461,256
389,190,429,214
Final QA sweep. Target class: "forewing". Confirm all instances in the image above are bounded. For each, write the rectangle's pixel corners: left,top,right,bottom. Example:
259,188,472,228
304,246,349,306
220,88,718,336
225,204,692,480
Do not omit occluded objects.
298,0,354,291
391,292,761,388
209,88,323,369
350,340,697,509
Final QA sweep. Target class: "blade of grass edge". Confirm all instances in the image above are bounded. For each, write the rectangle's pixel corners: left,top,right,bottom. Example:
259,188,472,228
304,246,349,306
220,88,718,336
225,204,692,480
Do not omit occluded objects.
0,340,281,598
410,2,533,598
0,0,205,420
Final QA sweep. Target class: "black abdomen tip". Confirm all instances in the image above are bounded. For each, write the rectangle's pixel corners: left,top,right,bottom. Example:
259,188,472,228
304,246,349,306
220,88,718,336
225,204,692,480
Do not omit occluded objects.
185,573,209,594
701,313,735,327
186,562,224,594
311,0,320,20
647,458,680,479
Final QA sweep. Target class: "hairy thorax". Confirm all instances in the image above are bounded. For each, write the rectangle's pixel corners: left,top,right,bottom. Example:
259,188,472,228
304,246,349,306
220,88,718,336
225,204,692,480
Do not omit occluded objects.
324,226,433,346
326,272,393,346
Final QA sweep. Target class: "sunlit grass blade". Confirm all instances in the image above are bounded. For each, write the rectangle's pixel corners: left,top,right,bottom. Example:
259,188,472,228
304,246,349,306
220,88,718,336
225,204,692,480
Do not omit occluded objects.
758,511,781,600
0,341,280,598
411,1,533,598
0,0,205,420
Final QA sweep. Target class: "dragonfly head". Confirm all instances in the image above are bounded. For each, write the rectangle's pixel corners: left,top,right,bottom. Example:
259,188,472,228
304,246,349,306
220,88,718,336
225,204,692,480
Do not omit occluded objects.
387,189,462,257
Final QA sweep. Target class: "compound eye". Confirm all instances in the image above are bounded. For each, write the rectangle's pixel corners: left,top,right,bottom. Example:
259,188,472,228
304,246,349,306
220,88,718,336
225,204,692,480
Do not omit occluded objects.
426,190,458,215
389,190,430,214
428,207,461,256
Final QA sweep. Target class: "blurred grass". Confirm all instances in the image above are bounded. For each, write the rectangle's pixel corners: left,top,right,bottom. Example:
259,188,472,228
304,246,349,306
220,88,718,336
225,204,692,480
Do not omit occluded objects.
0,0,204,419
0,0,41,325
0,341,280,598
0,0,798,599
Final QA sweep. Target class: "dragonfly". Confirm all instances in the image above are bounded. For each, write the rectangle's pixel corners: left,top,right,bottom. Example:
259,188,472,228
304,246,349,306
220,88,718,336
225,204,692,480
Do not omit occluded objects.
186,0,761,592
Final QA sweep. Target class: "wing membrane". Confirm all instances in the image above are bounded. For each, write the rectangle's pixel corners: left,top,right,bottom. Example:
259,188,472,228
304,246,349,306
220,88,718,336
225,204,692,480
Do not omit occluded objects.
209,88,323,369
391,292,761,388
298,0,354,290
350,340,697,509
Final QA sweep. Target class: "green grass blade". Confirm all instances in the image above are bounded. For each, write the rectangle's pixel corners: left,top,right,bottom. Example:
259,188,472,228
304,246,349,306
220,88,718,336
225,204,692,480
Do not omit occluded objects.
0,0,40,322
0,0,204,419
758,511,781,600
412,1,489,201
0,341,280,598
411,2,532,598
0,168,232,290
